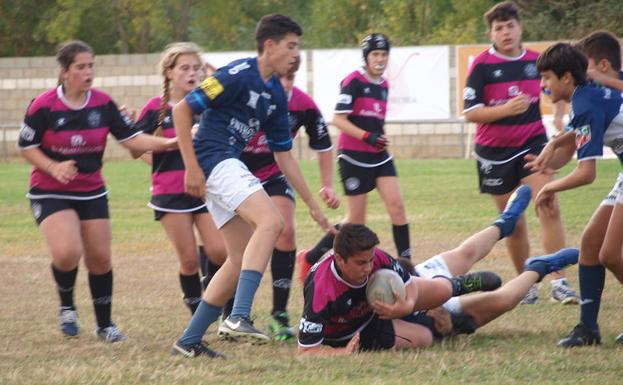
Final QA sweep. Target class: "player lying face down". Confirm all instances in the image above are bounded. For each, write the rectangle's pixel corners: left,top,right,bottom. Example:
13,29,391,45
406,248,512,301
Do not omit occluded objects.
297,224,502,356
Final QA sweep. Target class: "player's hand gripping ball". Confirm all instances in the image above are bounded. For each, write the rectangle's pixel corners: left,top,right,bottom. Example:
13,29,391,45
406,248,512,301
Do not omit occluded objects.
366,269,406,305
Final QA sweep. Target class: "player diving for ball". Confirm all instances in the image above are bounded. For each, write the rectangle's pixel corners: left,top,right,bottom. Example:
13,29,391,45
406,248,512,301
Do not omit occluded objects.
298,185,579,355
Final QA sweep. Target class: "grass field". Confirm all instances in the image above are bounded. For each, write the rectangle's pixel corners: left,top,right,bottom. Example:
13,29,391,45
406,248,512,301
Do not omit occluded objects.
1,158,622,385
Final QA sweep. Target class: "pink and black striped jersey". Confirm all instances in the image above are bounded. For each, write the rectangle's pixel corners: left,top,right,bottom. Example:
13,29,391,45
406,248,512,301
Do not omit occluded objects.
134,96,205,211
463,47,546,151
240,86,332,182
335,68,392,167
298,248,412,348
18,86,140,199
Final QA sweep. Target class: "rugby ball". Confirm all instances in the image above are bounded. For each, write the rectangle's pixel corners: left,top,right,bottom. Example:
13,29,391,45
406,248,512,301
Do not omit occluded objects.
366,269,406,305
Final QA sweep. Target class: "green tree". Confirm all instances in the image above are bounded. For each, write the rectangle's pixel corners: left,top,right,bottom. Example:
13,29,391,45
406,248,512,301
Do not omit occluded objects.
0,0,57,56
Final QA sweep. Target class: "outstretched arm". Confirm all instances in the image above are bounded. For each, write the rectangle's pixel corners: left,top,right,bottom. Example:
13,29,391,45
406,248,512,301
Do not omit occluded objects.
535,159,596,217
317,150,340,209
274,150,335,234
524,130,576,173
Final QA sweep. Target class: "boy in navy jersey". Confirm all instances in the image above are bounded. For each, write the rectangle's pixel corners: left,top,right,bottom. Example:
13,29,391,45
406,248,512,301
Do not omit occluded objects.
299,32,412,281
463,1,576,305
238,56,339,340
528,42,623,347
171,14,333,358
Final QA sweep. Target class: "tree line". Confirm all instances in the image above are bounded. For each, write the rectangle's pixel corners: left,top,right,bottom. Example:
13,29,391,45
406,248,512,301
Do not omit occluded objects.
1,0,622,57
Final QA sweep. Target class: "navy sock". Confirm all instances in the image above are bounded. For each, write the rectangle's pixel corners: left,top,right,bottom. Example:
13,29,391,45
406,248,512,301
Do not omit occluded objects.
392,224,411,259
177,300,222,346
271,248,295,314
230,270,263,319
179,273,202,315
88,270,113,328
525,262,549,282
51,264,78,308
198,246,208,277
307,224,340,264
578,264,605,331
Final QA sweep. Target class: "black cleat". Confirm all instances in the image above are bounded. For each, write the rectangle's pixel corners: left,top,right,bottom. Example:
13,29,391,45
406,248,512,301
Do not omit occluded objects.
171,341,225,359
450,271,502,296
558,323,601,348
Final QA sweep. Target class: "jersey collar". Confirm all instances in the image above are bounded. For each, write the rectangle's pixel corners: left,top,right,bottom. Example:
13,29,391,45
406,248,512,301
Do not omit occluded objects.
489,45,526,61
330,259,368,289
57,85,91,110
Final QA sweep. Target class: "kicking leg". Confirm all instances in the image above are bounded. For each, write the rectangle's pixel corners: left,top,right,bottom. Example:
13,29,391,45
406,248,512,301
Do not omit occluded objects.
461,248,579,328
431,185,532,276
175,216,251,349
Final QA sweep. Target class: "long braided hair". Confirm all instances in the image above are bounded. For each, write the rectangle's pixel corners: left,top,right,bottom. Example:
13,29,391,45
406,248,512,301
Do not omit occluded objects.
154,42,203,136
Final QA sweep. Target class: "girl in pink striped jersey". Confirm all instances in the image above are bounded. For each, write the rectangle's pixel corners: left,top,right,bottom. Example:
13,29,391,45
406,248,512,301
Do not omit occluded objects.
18,40,177,342
134,42,227,316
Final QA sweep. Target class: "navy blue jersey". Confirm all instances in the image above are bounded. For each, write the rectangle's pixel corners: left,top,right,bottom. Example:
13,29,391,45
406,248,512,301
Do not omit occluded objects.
185,57,292,177
298,248,412,348
567,84,623,164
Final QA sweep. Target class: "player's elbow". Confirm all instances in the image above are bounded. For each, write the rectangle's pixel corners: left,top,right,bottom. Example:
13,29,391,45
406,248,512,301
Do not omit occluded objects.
577,163,597,185
464,108,486,123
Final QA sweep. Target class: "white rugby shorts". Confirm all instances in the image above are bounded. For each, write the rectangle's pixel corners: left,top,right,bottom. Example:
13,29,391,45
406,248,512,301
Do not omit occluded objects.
601,171,623,206
205,158,263,228
415,254,463,315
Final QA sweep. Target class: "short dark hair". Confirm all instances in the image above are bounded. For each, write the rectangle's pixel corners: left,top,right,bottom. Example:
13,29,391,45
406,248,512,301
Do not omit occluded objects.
255,14,302,54
537,43,588,85
484,1,520,28
333,224,380,261
576,30,621,71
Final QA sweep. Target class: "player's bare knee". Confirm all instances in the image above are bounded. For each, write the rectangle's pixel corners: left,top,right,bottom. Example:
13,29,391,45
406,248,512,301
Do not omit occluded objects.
279,222,296,246
256,214,285,238
456,242,478,261
179,257,200,275
408,331,433,348
580,238,602,265
387,200,406,222
207,251,227,266
52,248,83,269
598,249,619,269
494,293,516,313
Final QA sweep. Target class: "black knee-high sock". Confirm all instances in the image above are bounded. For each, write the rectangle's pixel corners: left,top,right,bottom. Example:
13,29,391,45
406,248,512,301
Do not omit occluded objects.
392,224,411,259
306,224,340,264
271,248,295,314
222,296,235,319
198,246,208,277
202,259,235,319
51,264,78,309
179,273,202,315
88,270,113,328
203,258,223,289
